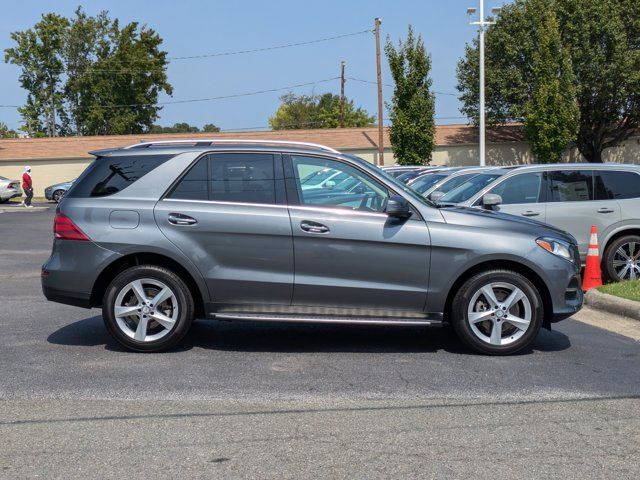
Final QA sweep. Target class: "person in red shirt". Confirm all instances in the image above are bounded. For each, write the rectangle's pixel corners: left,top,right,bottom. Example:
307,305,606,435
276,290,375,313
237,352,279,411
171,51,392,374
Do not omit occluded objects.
21,166,33,208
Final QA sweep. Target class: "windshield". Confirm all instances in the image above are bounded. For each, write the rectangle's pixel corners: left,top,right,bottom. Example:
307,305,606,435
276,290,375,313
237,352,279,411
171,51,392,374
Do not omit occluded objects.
408,173,448,194
438,173,503,204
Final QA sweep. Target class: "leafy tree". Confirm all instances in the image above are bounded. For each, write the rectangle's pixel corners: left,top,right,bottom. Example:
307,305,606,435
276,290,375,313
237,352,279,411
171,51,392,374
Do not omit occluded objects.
456,0,640,162
0,122,18,138
269,92,373,130
150,122,220,133
4,13,68,137
385,26,436,165
4,8,172,136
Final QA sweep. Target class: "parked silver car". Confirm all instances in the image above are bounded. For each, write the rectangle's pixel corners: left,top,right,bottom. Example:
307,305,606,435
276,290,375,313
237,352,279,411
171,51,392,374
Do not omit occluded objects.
450,163,640,281
44,179,75,203
0,175,22,203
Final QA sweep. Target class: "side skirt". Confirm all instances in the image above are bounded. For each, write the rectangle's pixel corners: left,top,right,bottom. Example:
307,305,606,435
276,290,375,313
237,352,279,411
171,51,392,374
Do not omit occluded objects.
210,312,443,327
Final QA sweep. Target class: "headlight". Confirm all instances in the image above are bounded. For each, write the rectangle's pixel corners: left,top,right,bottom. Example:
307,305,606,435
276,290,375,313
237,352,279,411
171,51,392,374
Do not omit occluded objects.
536,237,573,262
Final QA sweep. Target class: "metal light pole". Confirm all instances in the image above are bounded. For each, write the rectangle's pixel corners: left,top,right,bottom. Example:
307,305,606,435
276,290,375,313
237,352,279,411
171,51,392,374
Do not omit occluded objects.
467,2,501,166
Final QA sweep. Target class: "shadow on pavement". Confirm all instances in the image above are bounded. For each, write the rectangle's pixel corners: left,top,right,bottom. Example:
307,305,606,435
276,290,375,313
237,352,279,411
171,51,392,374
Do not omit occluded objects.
47,315,572,355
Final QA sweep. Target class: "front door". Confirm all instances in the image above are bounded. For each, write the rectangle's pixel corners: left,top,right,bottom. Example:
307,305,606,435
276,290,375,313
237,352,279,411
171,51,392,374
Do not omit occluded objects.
485,171,547,221
155,152,293,306
285,155,430,313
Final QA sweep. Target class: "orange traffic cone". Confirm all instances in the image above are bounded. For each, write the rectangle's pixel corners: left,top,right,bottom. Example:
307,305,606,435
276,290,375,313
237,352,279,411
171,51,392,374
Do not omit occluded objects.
582,225,602,291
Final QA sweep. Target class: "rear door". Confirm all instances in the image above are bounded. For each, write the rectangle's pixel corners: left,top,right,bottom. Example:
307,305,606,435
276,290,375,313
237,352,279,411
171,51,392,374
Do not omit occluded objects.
483,172,546,220
285,154,430,313
154,152,294,306
544,170,621,258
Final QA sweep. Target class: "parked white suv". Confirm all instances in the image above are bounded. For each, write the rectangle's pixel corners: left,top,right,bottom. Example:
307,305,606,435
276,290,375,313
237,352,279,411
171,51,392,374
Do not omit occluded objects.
446,164,640,281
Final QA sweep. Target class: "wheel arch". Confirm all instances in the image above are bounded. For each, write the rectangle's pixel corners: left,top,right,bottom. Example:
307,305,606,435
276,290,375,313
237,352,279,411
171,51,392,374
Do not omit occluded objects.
90,252,206,318
442,259,553,328
602,227,640,255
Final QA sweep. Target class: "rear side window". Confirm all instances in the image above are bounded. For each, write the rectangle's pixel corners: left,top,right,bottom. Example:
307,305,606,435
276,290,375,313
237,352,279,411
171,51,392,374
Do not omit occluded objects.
547,170,593,202
594,171,640,200
489,173,543,204
66,154,173,198
169,153,276,204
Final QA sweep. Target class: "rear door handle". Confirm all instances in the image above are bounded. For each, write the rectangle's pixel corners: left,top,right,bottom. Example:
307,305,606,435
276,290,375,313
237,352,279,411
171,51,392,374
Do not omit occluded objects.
300,221,330,234
522,211,541,217
168,213,197,225
597,208,614,213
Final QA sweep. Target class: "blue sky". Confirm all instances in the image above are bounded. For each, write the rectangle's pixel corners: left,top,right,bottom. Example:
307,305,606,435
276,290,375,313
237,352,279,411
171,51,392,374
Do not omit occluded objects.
0,0,508,132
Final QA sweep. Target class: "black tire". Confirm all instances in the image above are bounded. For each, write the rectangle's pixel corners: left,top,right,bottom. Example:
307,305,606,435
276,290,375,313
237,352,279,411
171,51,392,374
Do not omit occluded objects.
102,265,194,352
451,269,544,355
603,234,640,282
52,189,65,203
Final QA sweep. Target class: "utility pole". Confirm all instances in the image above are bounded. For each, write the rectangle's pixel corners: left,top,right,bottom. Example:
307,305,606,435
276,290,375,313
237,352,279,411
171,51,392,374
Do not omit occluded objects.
467,1,500,166
340,61,346,128
374,17,384,166
49,80,55,137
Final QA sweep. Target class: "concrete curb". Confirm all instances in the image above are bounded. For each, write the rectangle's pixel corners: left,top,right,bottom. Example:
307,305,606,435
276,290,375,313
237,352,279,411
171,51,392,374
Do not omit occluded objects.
0,205,50,213
584,288,640,322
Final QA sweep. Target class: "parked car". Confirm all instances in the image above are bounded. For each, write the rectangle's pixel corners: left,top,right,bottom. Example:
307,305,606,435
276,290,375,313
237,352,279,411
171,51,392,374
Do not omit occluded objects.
394,167,436,184
420,167,501,200
433,169,513,205
449,164,640,281
42,140,582,355
405,167,469,195
380,165,435,178
0,175,22,203
44,179,75,203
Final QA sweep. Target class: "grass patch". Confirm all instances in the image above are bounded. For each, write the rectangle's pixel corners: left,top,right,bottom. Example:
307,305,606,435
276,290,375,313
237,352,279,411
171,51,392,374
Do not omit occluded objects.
598,281,640,302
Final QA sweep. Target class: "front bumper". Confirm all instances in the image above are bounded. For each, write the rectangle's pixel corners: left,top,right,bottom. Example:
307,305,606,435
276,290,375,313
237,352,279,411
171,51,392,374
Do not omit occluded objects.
44,188,53,200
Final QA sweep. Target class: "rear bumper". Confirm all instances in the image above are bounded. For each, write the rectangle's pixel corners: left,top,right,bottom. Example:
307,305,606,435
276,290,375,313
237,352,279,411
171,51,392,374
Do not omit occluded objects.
42,283,91,308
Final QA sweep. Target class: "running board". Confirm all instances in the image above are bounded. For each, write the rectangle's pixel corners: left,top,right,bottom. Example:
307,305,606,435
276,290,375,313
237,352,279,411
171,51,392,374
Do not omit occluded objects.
212,313,443,326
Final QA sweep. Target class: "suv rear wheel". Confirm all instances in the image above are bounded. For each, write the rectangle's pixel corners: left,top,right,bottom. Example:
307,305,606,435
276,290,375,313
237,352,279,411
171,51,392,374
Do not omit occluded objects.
603,234,640,282
451,269,543,355
102,265,194,352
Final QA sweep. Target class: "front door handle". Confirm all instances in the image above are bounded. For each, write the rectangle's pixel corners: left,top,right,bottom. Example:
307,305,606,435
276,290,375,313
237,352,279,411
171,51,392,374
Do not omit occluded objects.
168,213,197,225
300,220,330,234
597,208,615,213
522,211,541,217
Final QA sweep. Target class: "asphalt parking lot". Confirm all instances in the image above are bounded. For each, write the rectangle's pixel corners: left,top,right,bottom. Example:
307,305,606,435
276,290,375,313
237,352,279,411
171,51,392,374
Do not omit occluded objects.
1,209,639,479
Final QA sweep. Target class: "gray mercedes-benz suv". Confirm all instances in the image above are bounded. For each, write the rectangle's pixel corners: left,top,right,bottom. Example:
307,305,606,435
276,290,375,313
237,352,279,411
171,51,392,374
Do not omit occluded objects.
42,140,582,355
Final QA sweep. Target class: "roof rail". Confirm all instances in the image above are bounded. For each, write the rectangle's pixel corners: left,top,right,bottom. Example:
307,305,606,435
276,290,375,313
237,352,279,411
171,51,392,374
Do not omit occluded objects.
123,138,341,154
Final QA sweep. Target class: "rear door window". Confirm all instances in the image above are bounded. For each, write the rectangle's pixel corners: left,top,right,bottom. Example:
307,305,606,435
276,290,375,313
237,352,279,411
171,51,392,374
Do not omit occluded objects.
66,154,173,198
169,153,277,204
594,170,640,200
547,170,594,202
489,173,543,204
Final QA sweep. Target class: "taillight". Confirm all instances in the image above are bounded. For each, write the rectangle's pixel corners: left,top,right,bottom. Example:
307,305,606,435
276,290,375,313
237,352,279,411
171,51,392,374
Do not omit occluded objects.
54,213,90,241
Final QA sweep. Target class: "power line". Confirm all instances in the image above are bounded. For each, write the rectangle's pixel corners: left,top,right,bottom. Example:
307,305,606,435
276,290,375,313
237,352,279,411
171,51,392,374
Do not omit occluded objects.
347,76,459,96
169,29,372,60
0,77,340,110
1,29,373,75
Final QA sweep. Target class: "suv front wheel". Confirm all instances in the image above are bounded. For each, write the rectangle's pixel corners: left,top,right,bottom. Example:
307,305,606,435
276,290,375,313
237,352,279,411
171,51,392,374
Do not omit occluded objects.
102,265,194,352
451,269,543,355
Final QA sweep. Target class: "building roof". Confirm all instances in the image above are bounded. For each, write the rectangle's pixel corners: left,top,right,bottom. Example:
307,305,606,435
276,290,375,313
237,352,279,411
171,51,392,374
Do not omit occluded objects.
0,124,528,162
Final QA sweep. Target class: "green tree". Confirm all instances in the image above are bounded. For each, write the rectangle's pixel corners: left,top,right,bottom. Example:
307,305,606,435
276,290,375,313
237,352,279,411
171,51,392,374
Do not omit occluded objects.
202,123,220,133
0,122,18,138
268,92,373,130
151,122,200,134
4,13,69,137
456,0,640,162
4,8,172,136
385,26,436,165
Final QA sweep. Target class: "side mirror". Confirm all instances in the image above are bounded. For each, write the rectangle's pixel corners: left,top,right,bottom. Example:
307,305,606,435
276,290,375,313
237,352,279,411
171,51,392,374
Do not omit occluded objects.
429,191,445,203
385,195,412,219
324,180,336,189
482,193,502,210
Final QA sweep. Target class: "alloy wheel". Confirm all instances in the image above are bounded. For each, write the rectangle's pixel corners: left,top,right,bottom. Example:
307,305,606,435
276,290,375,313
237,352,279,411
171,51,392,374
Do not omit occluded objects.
113,278,179,342
612,241,640,280
467,282,532,346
